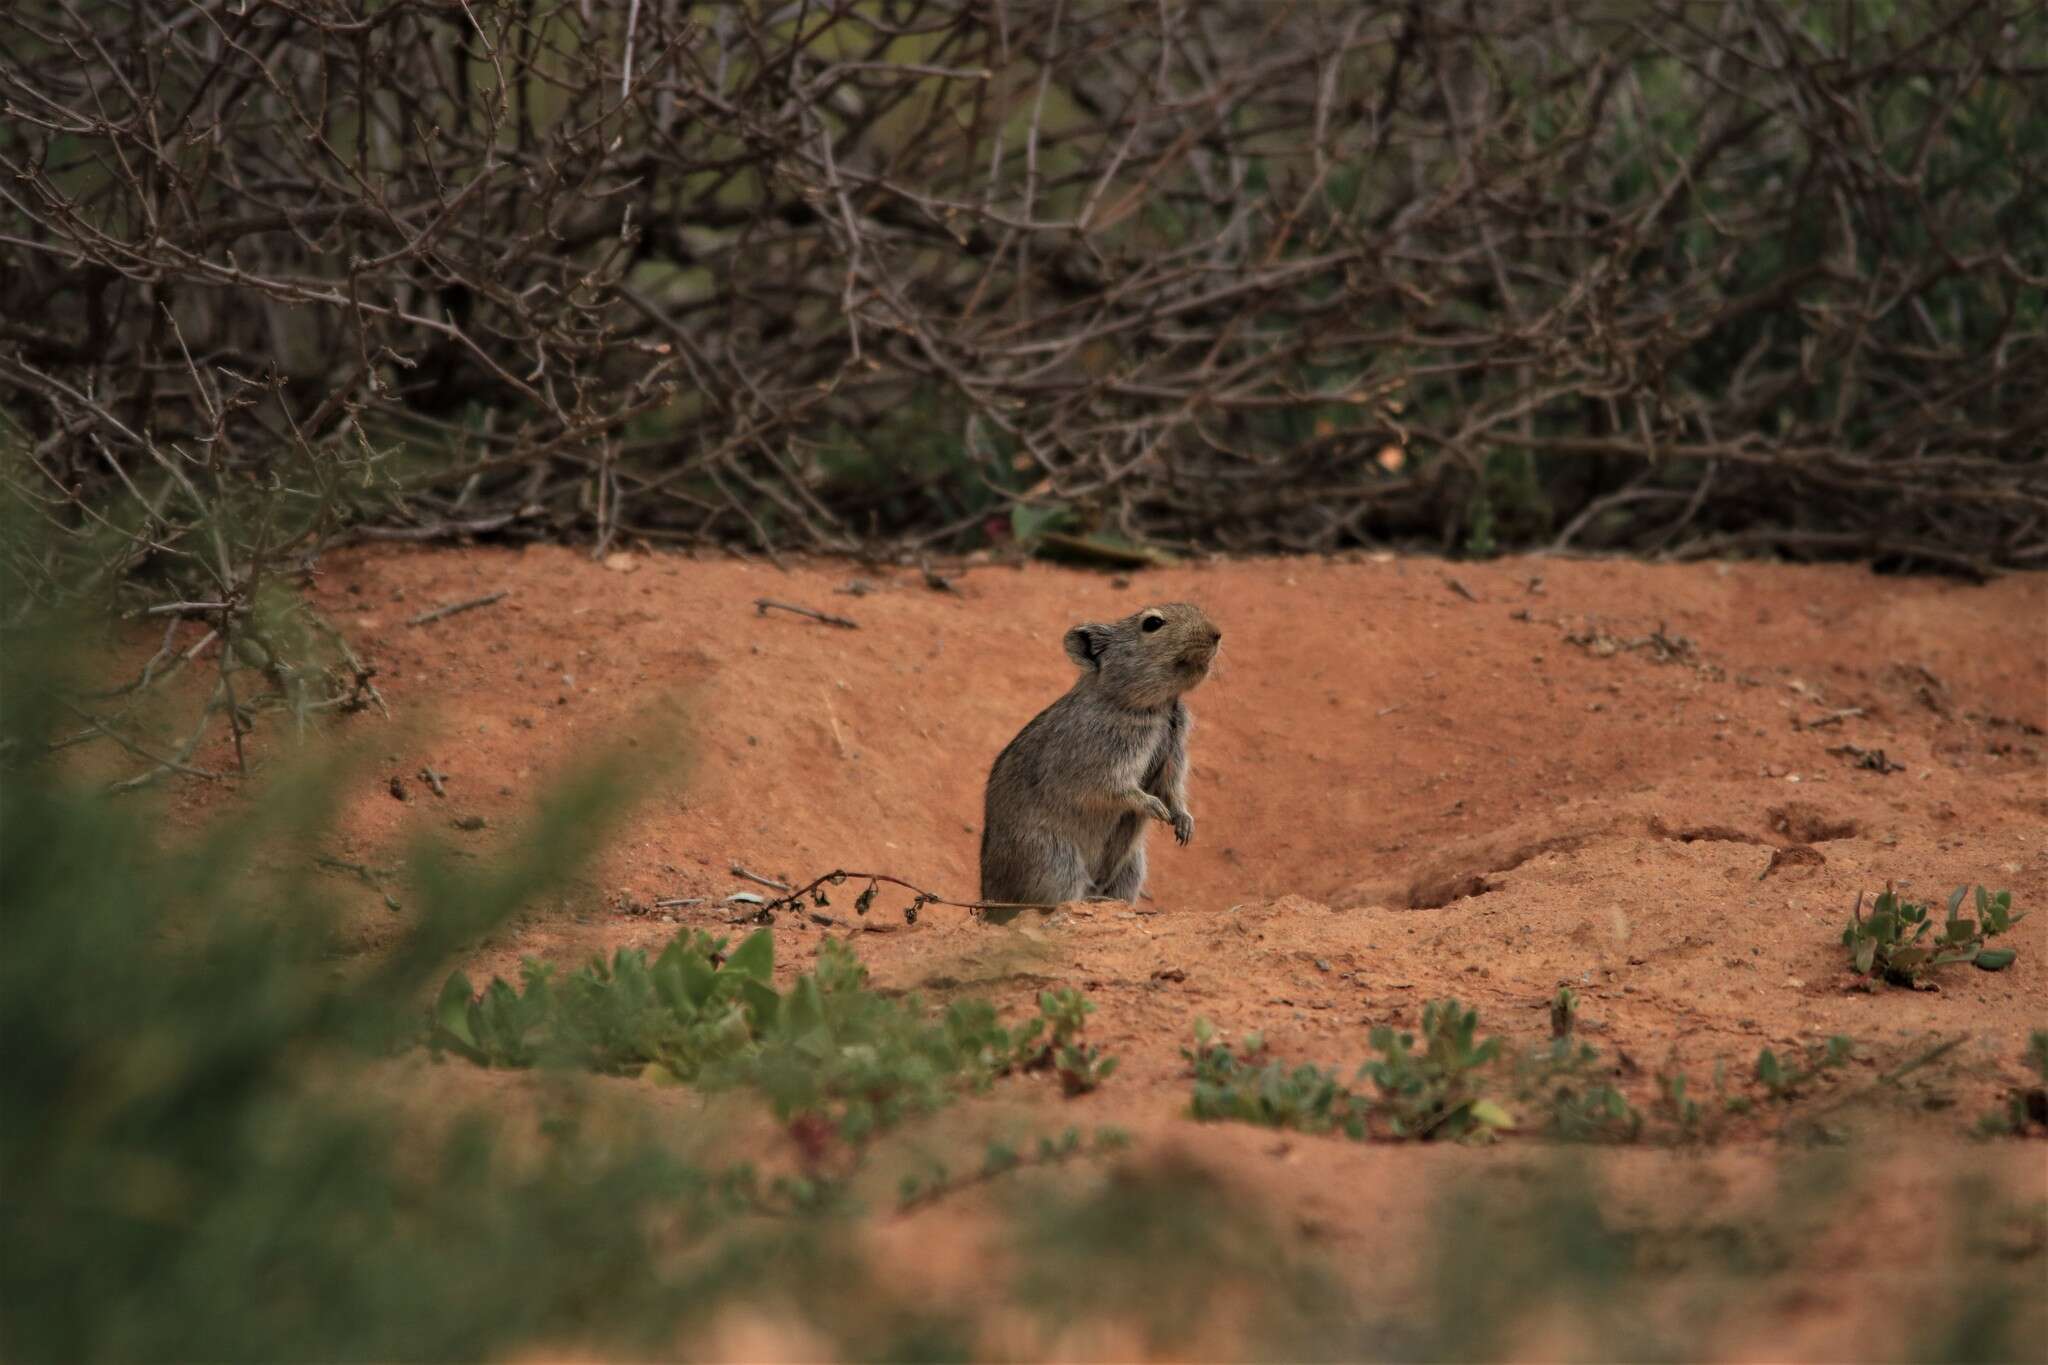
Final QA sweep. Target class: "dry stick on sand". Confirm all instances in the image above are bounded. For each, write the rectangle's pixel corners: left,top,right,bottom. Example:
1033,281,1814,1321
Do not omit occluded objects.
407,590,508,627
754,598,859,629
730,863,792,892
756,868,1057,923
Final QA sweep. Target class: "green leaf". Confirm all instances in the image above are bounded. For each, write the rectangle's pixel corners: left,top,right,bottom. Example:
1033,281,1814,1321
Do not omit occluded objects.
781,975,825,1037
651,958,690,1013
1974,948,2017,971
1469,1099,1515,1131
641,1062,686,1086
1009,501,1073,544
677,951,716,1006
737,978,781,1030
723,928,774,983
435,972,478,1047
1033,531,1179,569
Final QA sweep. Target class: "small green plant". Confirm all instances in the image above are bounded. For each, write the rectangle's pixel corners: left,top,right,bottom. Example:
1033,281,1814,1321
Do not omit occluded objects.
1508,990,1642,1142
433,927,773,1075
1657,1071,1710,1141
1660,1053,1778,1137
1754,1036,1853,1100
1516,1038,1642,1143
1185,1020,1368,1137
1843,884,2024,986
1975,1031,2048,1138
1055,1040,1120,1094
1190,1002,1523,1144
434,937,1121,1145
1018,987,1122,1094
1550,985,1580,1039
1362,998,1515,1141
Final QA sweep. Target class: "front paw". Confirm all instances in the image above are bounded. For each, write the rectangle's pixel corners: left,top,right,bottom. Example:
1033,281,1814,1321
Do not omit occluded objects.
1172,810,1194,846
1139,793,1173,824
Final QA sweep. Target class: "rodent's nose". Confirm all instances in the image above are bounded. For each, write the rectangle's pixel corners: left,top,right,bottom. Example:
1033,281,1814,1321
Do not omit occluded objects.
1209,629,1223,645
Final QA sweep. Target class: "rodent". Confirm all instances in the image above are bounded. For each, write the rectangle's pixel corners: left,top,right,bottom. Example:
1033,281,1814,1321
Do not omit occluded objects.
979,602,1221,913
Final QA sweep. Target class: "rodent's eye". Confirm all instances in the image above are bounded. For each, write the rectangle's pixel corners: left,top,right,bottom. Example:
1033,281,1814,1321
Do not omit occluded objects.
1141,614,1165,633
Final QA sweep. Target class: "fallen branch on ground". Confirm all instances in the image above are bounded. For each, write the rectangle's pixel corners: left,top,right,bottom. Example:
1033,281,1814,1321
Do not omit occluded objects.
407,592,509,628
755,868,1060,925
754,600,859,630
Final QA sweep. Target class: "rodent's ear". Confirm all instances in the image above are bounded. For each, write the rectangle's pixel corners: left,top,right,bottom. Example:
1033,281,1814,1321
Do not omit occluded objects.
1063,623,1110,669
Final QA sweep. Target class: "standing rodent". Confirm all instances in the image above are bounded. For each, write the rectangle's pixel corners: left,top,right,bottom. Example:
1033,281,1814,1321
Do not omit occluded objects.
979,602,1222,912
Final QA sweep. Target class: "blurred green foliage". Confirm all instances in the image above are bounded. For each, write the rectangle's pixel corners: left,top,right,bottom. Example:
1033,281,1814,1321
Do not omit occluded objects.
0,625,806,1360
1010,1153,1351,1357
1974,1031,2048,1138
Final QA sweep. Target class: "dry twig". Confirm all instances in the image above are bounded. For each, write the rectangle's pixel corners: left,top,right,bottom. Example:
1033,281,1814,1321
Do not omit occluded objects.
407,592,509,628
754,599,859,630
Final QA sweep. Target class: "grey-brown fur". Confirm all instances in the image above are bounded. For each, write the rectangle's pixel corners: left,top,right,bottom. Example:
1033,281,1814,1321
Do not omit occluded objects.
980,602,1221,908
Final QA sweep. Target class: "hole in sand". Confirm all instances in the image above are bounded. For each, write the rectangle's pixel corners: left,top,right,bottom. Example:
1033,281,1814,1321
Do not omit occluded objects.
1766,802,1859,844
1647,817,1767,846
1407,872,1497,909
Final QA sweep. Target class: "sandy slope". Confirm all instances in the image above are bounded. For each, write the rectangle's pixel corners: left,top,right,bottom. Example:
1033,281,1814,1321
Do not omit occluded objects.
156,544,2048,1357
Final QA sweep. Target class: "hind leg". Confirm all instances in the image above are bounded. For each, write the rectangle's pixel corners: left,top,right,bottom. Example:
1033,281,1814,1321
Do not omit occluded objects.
981,829,1091,921
1094,840,1148,903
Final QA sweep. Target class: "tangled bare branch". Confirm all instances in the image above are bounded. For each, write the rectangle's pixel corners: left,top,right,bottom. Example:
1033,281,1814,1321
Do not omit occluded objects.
2,0,2041,606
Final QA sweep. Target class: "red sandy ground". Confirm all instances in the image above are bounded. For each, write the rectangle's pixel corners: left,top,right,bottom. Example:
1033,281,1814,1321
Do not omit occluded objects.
171,547,2048,1358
